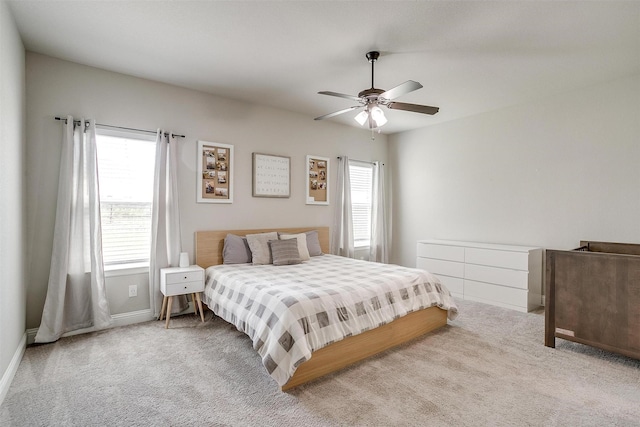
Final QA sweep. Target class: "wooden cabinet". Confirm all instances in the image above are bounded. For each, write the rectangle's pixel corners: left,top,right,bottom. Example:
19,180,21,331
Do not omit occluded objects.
417,239,542,312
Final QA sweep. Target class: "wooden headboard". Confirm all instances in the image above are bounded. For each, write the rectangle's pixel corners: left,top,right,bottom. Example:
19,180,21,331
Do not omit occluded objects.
195,227,330,269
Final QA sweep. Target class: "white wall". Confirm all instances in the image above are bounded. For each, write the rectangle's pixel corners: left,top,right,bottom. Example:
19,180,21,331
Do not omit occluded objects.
25,52,387,329
0,0,26,405
389,74,640,268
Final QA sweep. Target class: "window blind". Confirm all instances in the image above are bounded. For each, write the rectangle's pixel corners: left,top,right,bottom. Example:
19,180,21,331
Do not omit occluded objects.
349,162,373,247
96,131,156,266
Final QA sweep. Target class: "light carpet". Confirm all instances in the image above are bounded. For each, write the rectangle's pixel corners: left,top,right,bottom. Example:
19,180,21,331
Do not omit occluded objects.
1,299,639,426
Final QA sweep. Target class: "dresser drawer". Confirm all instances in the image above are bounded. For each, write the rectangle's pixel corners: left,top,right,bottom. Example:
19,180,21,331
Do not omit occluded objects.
433,274,463,296
164,270,203,285
164,280,204,296
464,264,529,290
417,243,464,262
465,248,529,270
417,257,464,278
464,279,528,310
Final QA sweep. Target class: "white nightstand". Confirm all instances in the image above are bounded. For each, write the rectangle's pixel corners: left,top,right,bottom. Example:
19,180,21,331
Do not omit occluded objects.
159,265,205,329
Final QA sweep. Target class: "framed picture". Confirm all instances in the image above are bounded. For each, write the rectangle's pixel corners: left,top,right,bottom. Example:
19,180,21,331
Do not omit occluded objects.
306,155,329,205
197,141,233,203
252,153,290,198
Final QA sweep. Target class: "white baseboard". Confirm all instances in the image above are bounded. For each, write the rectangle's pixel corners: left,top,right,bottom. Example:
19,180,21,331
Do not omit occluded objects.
26,309,155,345
111,309,155,327
0,332,26,407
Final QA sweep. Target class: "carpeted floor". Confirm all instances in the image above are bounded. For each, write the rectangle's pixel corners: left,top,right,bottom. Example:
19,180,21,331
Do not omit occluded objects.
1,299,639,426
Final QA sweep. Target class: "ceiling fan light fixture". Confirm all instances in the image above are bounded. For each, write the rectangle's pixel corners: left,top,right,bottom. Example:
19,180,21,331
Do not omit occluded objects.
370,106,387,127
355,105,387,129
354,110,368,126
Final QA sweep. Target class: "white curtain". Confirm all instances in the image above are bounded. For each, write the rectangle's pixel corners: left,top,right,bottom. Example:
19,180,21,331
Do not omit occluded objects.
331,156,355,258
35,116,111,343
149,131,186,317
369,162,389,263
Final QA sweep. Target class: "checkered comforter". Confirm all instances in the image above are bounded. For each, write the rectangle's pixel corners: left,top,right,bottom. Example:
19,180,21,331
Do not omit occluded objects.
203,254,458,386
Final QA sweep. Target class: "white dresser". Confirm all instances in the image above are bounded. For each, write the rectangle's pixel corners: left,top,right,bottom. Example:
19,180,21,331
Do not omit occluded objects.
416,239,542,312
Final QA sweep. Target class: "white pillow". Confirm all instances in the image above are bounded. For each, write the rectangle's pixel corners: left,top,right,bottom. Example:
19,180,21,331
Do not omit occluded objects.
246,232,278,265
279,233,311,261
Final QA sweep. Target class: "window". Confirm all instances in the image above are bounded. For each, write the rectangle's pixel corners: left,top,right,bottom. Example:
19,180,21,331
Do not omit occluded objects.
349,161,374,248
96,128,156,267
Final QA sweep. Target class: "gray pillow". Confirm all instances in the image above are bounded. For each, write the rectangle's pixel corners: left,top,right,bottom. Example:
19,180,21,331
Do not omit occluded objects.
278,233,311,261
268,239,301,266
246,232,278,265
305,230,323,256
222,234,252,264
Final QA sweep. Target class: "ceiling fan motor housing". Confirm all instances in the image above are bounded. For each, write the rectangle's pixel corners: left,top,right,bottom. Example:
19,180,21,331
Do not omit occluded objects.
358,88,384,103
366,51,380,63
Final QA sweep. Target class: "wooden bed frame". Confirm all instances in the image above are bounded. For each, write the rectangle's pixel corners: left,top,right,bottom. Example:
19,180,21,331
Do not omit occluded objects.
195,227,449,391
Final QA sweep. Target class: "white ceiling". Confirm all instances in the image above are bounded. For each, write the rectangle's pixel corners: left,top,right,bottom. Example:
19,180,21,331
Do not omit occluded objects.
8,1,640,134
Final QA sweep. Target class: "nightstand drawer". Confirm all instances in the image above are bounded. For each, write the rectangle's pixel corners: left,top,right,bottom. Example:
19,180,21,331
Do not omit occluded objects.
164,270,203,285
164,280,204,296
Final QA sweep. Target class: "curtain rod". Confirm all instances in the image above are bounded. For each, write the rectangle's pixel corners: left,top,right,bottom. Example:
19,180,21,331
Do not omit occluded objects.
54,117,185,138
336,156,384,166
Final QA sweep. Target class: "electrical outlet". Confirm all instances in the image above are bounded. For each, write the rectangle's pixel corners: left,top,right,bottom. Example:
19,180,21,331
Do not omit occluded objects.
128,284,137,298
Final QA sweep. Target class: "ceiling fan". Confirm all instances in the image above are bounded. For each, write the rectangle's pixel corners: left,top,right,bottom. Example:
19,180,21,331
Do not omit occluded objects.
314,51,439,130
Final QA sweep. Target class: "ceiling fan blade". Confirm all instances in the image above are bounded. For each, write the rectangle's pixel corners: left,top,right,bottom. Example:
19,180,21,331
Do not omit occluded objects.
314,106,362,121
318,91,362,102
379,80,423,101
387,102,439,115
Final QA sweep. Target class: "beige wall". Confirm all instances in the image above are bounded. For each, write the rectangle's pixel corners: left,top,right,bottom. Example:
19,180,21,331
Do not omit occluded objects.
389,74,640,268
0,0,27,403
25,52,388,328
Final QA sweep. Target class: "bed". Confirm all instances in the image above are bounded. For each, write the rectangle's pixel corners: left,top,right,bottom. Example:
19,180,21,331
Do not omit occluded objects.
545,241,640,360
195,227,458,390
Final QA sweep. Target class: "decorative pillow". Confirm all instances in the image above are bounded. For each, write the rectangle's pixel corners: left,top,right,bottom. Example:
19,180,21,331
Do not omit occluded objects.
305,230,324,256
268,239,302,266
278,233,311,261
222,234,252,264
246,232,278,265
